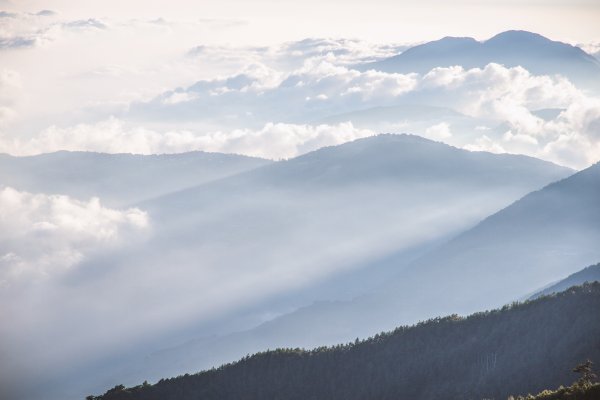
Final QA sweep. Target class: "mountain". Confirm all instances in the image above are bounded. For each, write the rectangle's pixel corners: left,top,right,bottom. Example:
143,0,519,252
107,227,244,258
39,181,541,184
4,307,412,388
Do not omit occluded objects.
77,135,571,384
0,151,271,206
324,157,600,337
12,134,573,400
384,159,600,316
530,263,600,300
91,283,600,400
135,133,573,331
138,157,600,384
360,31,600,91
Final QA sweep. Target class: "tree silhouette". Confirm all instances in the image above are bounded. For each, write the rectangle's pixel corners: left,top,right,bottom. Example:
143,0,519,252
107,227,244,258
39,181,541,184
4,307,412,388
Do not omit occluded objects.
573,360,597,388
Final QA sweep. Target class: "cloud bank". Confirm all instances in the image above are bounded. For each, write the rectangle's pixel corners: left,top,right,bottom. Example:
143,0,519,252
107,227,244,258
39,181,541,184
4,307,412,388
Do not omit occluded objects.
0,119,375,159
0,187,148,286
64,62,600,168
0,10,63,49
2,58,598,168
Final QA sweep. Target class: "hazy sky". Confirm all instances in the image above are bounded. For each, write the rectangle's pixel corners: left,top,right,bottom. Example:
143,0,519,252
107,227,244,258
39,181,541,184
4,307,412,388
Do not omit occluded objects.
3,0,600,43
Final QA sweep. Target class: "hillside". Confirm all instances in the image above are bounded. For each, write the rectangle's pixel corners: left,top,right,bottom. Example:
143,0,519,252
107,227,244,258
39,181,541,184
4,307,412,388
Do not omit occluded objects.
130,156,598,383
131,133,572,340
134,134,572,313
530,263,600,300
0,151,271,206
381,160,600,317
90,283,600,400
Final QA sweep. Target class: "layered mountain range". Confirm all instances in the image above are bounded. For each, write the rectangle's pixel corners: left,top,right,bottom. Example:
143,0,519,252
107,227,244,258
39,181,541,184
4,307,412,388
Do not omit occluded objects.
2,28,600,400
121,152,600,387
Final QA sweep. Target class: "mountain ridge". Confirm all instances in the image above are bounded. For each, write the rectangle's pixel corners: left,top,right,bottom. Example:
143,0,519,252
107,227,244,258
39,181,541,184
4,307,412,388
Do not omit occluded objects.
139,134,573,210
90,282,600,400
0,150,272,206
529,263,600,300
93,133,577,388
359,30,600,91
133,157,599,385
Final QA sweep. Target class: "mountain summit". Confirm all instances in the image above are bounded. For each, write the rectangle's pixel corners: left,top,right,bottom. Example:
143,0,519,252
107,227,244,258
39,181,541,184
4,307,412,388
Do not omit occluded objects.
360,30,600,90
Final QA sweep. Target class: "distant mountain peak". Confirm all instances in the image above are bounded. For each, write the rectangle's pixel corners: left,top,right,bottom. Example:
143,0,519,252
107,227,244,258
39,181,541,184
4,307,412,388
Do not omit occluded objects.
359,30,600,90
436,36,478,43
486,30,548,42
400,35,479,55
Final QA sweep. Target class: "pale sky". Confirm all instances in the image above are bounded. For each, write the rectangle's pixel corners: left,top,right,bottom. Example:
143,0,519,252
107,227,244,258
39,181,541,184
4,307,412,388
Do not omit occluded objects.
3,0,600,44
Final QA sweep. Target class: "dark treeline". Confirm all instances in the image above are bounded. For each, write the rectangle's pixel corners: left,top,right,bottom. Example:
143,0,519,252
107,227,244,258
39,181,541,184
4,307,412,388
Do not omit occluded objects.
511,383,600,400
91,283,600,400
510,359,600,400
530,262,600,299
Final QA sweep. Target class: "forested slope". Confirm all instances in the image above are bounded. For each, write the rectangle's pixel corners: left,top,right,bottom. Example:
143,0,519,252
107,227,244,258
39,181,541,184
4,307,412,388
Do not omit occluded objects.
91,283,600,400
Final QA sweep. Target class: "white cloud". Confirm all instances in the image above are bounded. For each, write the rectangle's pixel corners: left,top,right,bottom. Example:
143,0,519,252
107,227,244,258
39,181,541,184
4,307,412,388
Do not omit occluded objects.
0,11,142,50
412,65,600,167
0,68,21,126
461,94,600,169
290,59,418,102
135,60,419,126
62,18,107,30
0,187,148,285
421,64,599,168
0,118,375,159
463,135,506,154
3,60,599,168
208,122,375,159
126,61,600,168
424,122,452,141
162,91,200,105
140,62,579,130
277,38,408,65
186,38,409,70
0,10,61,49
420,63,579,122
578,41,600,59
